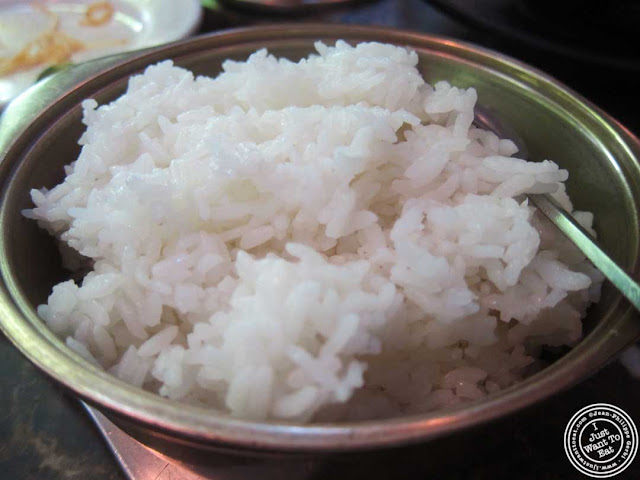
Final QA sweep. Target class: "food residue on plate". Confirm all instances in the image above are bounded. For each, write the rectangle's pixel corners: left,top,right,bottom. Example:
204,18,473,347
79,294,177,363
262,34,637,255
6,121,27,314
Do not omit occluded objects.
0,2,122,77
0,1,136,103
80,1,114,27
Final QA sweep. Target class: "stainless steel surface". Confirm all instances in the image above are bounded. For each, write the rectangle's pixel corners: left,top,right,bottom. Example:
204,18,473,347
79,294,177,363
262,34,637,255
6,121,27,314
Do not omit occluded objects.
0,52,134,158
84,402,316,479
529,193,640,312
473,105,640,313
1,24,640,455
83,404,194,480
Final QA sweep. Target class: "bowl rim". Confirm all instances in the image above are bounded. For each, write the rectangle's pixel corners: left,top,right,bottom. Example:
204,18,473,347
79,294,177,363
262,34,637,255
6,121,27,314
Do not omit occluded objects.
1,23,640,453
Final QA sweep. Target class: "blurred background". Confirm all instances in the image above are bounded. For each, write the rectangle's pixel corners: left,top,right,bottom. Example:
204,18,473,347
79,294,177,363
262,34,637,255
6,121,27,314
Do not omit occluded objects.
1,0,639,479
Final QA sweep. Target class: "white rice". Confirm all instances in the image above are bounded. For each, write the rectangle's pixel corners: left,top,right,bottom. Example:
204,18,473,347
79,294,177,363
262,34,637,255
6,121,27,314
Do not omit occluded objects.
25,41,603,422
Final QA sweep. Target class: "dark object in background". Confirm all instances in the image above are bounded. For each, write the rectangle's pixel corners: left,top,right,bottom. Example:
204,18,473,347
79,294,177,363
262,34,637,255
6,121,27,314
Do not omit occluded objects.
213,0,364,13
422,0,640,136
425,0,640,71
521,0,639,44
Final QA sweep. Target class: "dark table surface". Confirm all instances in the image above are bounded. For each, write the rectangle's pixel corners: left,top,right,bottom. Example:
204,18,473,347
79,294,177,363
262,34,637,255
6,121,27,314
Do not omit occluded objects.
2,1,640,479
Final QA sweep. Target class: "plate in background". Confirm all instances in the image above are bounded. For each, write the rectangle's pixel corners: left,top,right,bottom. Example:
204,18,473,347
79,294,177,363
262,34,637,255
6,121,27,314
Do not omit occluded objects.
0,0,202,105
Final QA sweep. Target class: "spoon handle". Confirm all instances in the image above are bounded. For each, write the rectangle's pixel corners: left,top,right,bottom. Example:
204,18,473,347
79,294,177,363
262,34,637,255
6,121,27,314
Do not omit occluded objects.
528,193,640,311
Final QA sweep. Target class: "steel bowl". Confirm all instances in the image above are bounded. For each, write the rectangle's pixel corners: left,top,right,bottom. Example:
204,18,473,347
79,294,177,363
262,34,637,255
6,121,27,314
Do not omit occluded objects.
1,24,640,455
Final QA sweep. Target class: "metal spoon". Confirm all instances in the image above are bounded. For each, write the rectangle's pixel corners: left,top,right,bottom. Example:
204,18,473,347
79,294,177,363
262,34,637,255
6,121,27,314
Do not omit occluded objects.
474,105,640,312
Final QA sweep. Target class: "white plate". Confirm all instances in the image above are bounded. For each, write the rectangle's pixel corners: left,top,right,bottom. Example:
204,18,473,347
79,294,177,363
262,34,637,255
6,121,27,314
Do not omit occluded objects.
0,0,202,104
